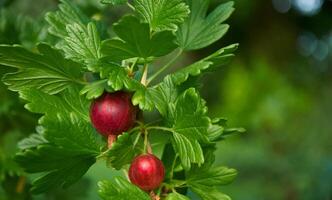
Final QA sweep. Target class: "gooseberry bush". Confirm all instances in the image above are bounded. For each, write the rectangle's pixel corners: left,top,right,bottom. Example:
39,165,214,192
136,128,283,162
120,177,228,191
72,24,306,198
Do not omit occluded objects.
0,0,243,199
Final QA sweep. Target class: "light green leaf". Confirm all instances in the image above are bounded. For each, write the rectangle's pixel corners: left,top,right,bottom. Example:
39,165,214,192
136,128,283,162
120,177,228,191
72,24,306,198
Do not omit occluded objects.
101,15,177,61
177,1,234,50
100,0,127,5
98,177,151,200
134,0,190,31
0,44,85,95
106,132,143,170
165,192,190,200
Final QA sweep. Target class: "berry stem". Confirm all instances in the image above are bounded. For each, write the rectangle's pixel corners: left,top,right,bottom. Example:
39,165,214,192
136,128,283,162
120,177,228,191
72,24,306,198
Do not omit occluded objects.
147,48,183,85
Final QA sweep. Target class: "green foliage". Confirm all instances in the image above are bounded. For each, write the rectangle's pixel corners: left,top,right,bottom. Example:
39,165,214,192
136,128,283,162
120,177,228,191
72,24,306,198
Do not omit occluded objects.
177,0,234,50
100,0,127,5
98,177,151,200
0,44,85,95
101,15,177,61
106,132,143,170
0,0,238,199
46,0,103,69
134,0,190,31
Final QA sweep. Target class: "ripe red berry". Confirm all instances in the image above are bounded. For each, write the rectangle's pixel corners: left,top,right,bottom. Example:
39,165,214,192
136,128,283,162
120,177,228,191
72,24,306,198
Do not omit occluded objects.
129,154,165,191
90,91,137,136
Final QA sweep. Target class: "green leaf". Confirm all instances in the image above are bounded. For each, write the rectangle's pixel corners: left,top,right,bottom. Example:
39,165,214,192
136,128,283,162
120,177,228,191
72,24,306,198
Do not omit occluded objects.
185,149,236,200
165,192,190,200
80,79,109,99
134,0,190,31
15,88,103,193
170,44,238,85
0,44,85,95
46,0,102,67
20,88,89,122
61,22,102,67
99,63,154,111
106,132,143,170
98,177,151,200
173,88,209,143
101,15,177,61
100,0,127,5
190,186,231,200
170,88,210,169
187,166,237,187
177,1,234,50
18,134,48,150
41,112,102,154
15,145,96,194
45,0,89,38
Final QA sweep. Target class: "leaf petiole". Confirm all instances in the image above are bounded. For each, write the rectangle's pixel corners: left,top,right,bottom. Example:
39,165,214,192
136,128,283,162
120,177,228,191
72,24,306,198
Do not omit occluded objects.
147,48,183,85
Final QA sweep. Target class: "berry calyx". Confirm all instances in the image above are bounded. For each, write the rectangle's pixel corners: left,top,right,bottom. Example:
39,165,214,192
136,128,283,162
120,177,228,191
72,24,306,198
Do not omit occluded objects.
129,154,165,191
90,91,137,136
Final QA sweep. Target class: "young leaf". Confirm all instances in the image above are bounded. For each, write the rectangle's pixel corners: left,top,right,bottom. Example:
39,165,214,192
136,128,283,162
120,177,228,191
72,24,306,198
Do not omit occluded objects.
101,15,177,61
177,0,234,50
15,144,96,194
100,0,127,5
98,177,151,200
106,132,142,170
134,0,190,31
0,44,85,95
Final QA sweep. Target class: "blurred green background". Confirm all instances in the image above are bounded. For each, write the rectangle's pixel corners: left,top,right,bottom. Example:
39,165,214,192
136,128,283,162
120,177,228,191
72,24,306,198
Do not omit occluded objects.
0,0,331,199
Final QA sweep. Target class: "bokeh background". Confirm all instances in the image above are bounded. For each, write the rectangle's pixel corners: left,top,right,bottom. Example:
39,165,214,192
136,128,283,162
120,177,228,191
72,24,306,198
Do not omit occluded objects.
0,0,331,199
